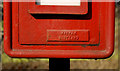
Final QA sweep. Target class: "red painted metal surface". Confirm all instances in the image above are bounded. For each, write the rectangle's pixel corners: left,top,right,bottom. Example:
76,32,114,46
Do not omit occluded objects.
4,1,115,58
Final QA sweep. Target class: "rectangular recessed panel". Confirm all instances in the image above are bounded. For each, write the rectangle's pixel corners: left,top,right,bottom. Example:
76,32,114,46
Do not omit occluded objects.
19,2,99,45
47,30,89,42
29,0,88,14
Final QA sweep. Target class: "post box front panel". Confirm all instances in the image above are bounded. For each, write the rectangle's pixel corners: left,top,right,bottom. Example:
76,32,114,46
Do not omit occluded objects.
3,1,114,58
18,2,100,45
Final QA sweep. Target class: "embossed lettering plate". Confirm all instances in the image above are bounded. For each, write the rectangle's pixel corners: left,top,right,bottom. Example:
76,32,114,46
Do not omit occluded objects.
47,30,89,42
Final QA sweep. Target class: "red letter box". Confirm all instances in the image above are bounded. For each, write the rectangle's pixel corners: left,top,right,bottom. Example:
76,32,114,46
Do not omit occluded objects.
4,0,115,58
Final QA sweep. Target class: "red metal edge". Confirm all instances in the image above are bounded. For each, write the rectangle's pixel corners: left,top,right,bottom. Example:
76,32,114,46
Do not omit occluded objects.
3,2,115,58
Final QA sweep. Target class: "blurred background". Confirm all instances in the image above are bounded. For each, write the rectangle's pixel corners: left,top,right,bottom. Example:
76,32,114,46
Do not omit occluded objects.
0,2,119,70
